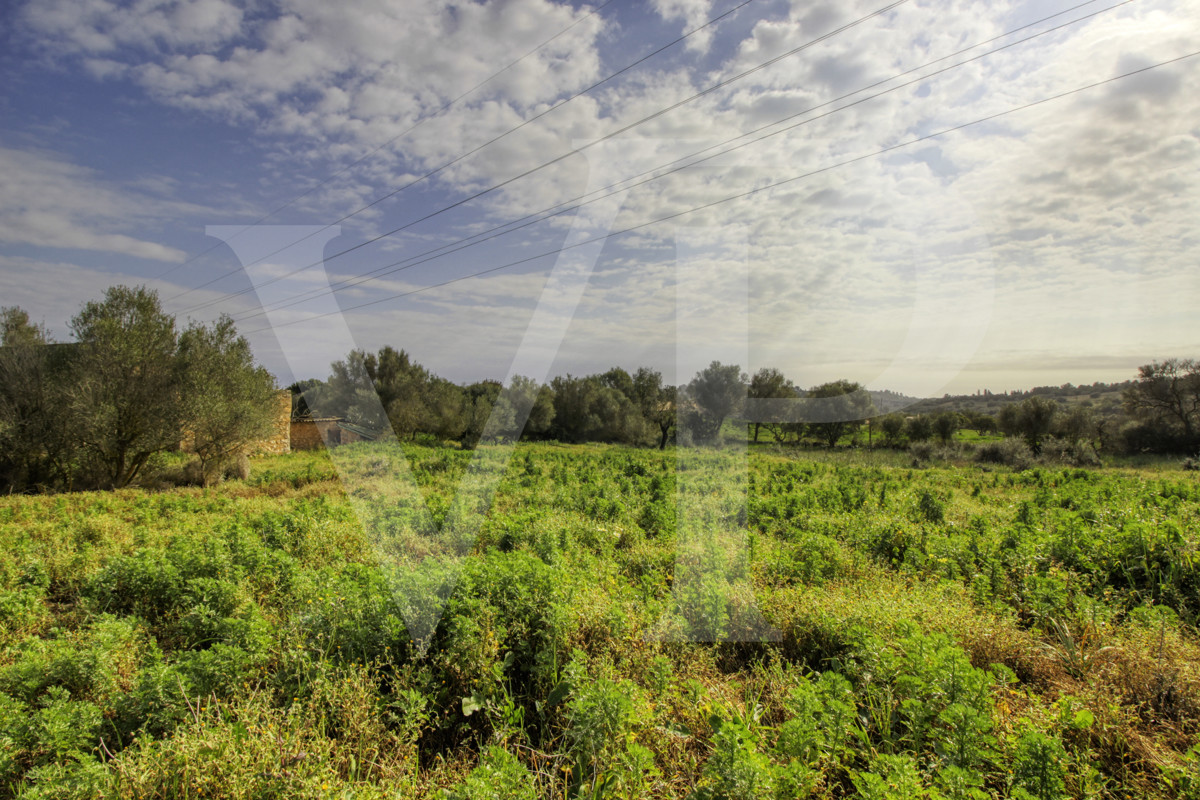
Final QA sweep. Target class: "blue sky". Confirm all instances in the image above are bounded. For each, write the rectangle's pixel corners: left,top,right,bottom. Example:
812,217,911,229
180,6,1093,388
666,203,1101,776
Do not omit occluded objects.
1,0,1197,396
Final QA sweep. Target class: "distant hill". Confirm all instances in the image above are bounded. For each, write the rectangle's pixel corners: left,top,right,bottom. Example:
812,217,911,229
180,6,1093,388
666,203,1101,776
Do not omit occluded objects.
868,388,926,414
900,381,1134,419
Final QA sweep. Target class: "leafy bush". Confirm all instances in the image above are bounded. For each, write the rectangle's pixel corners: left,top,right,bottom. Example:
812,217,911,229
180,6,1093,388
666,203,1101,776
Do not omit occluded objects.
0,687,104,787
691,719,773,800
775,671,861,764
445,746,536,800
914,489,946,524
908,442,935,463
1038,437,1100,468
1011,731,1068,800
562,657,636,785
0,615,157,708
1,441,1198,797
851,753,924,800
976,439,1033,469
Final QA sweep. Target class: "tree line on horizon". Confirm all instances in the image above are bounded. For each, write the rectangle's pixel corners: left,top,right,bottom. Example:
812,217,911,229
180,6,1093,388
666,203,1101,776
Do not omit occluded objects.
301,346,1200,460
294,350,893,452
2,285,1197,494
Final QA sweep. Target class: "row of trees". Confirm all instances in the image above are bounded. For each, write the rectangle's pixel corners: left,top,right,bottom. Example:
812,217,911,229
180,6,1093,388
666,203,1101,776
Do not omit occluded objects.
0,287,278,492
4,284,1194,494
304,353,883,449
876,363,1200,457
308,348,1200,456
303,348,680,448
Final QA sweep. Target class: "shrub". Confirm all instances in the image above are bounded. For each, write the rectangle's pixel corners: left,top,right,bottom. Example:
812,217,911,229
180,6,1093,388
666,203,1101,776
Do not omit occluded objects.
908,442,934,463
147,456,206,489
1119,420,1193,455
1038,437,1100,468
936,441,976,461
563,659,635,781
112,662,194,739
222,453,252,481
445,746,537,800
914,489,946,524
0,584,51,647
0,616,157,708
1011,731,1068,800
976,439,1033,469
775,672,861,764
0,686,105,788
690,719,774,800
15,758,111,800
851,753,924,800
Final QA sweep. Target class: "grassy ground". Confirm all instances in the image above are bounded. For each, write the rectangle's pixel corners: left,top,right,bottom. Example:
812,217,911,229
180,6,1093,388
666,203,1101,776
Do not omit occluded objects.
1,442,1198,798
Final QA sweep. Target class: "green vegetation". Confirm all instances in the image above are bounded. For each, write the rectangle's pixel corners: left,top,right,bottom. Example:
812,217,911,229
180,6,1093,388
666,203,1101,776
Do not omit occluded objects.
0,289,278,492
2,442,1199,798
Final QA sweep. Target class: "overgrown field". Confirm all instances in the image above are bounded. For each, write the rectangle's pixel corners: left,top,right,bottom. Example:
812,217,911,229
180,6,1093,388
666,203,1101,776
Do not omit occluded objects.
2,443,1199,799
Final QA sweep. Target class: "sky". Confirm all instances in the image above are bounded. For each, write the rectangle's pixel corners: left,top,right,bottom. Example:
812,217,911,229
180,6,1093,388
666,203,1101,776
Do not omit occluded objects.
0,0,1197,398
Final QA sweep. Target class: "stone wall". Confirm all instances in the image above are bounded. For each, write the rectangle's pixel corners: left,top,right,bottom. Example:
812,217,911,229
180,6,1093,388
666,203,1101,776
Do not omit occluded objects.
290,418,340,451
183,389,292,455
339,427,369,446
252,390,293,455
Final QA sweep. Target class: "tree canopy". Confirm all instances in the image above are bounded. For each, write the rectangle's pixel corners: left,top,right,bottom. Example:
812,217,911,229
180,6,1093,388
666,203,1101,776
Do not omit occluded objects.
1,287,278,491
178,315,279,485
1124,358,1200,440
684,362,747,444
69,286,185,488
805,379,875,448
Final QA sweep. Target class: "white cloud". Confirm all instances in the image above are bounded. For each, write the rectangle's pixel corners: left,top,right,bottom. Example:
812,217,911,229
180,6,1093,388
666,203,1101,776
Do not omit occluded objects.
22,0,245,55
23,0,607,152
13,0,1200,390
653,0,717,52
0,145,187,262
0,254,250,337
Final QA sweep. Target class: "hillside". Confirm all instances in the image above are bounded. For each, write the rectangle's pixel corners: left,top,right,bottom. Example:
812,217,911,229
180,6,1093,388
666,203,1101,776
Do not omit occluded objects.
899,380,1135,418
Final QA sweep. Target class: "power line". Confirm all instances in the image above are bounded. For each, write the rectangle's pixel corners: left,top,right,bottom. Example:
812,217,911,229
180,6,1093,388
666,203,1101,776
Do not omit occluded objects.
234,0,1125,322
175,0,907,316
151,0,618,285
238,0,1121,320
168,0,760,305
243,49,1200,336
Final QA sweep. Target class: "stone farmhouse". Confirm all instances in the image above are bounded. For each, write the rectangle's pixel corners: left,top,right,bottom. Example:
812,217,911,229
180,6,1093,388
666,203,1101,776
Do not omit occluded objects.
252,390,380,454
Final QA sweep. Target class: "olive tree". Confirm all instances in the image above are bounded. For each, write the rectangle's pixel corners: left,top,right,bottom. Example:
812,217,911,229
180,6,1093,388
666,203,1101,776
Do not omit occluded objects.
319,349,391,431
69,286,184,488
879,413,906,447
422,378,469,441
998,396,1058,454
748,367,799,443
0,308,75,490
932,411,961,444
632,367,675,450
1123,358,1200,440
685,361,746,444
178,315,278,485
4,289,280,491
806,379,874,448
549,374,647,444
488,375,554,442
462,381,501,447
905,415,933,443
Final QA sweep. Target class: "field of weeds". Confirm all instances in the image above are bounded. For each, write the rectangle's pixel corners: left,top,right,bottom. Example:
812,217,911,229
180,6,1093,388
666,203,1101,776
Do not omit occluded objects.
1,442,1199,799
